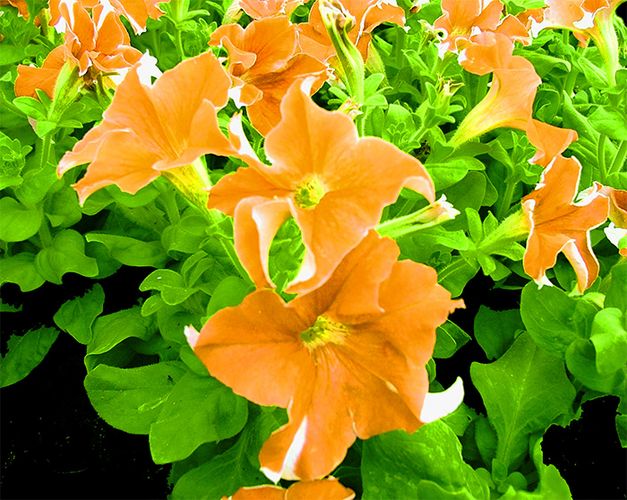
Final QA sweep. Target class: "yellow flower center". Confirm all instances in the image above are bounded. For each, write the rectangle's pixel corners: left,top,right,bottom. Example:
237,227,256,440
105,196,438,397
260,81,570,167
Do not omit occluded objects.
300,315,348,350
294,176,326,209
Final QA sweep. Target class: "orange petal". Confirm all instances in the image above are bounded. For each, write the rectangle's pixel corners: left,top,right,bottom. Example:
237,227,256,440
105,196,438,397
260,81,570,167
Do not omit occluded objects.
525,119,578,167
15,46,66,98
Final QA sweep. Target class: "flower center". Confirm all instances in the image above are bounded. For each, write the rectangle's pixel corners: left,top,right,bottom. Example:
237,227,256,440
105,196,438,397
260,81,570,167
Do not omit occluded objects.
294,176,326,209
300,315,348,350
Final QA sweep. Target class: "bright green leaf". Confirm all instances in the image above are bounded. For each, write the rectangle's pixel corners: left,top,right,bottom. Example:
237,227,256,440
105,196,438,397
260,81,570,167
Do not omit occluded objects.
474,306,523,360
35,229,99,284
53,284,105,344
0,197,42,242
0,327,59,387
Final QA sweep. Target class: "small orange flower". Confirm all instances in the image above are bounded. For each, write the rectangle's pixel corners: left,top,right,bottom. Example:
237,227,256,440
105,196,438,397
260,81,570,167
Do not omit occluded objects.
450,31,541,146
434,0,529,55
522,155,609,292
58,51,238,203
15,2,142,98
239,0,307,19
228,478,355,499
525,119,579,167
192,231,463,481
298,0,405,63
210,16,327,135
208,79,435,294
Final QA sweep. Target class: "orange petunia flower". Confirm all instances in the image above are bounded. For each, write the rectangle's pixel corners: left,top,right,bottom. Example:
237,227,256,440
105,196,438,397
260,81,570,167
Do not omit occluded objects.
239,0,307,19
191,231,464,481
298,0,405,63
208,79,435,294
50,0,167,34
227,478,355,500
522,155,609,292
434,0,529,55
525,119,579,167
57,51,241,203
209,16,327,135
450,31,541,147
15,2,142,98
0,0,29,17
602,187,627,256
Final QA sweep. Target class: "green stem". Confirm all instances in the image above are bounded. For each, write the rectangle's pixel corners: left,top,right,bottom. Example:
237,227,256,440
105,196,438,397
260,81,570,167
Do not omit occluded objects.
39,134,53,169
38,216,53,247
158,186,181,224
598,133,608,183
496,174,517,221
174,28,185,60
609,140,627,175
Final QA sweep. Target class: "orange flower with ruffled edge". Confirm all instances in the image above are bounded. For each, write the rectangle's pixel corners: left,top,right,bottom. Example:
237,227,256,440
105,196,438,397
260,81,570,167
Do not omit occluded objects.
434,0,529,55
227,478,355,499
208,79,435,295
50,0,167,34
210,16,327,135
15,2,142,98
57,51,246,204
525,119,579,167
239,0,308,19
522,155,609,292
298,0,405,63
190,231,464,481
449,31,541,147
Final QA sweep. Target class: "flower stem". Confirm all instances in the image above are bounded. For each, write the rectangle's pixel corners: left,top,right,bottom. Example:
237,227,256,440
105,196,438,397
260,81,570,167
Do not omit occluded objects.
609,140,627,175
597,133,608,182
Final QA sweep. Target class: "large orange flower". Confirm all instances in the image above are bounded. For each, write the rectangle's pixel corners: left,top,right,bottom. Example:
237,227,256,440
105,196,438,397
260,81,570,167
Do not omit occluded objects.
228,479,354,499
298,0,405,63
15,2,142,98
210,16,327,135
450,31,541,147
522,155,609,292
192,232,463,481
58,51,239,203
434,0,529,55
208,79,435,294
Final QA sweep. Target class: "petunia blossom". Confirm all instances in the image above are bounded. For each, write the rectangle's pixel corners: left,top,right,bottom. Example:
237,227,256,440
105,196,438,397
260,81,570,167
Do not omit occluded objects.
602,187,627,256
298,0,405,63
57,51,241,203
450,31,541,147
192,231,464,481
522,155,609,292
208,79,435,294
15,2,142,98
525,119,579,167
434,0,529,55
209,16,327,135
227,478,355,499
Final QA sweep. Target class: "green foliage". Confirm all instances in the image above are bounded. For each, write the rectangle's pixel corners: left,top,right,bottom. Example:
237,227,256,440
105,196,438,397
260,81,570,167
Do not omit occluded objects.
54,284,105,344
0,327,59,387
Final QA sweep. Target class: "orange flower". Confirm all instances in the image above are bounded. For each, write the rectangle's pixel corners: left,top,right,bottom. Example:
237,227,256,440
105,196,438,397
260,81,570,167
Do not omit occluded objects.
525,119,579,167
450,31,541,147
15,2,142,98
227,478,355,499
210,16,327,135
191,231,463,481
208,79,435,294
1,0,29,17
50,0,166,34
602,187,627,256
434,0,529,55
522,155,609,292
298,0,405,63
239,0,307,19
58,51,239,203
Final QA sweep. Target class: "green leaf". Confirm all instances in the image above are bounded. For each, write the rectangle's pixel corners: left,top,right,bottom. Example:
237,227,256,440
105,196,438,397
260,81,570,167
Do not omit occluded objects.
53,284,105,344
12,96,47,121
85,233,167,267
35,229,99,284
0,327,59,387
438,257,480,298
161,214,209,254
171,407,287,499
0,197,42,242
565,339,624,393
589,308,627,375
14,163,58,206
0,131,29,190
84,361,187,434
0,252,45,291
425,157,485,191
149,371,248,463
362,420,490,499
470,333,576,473
85,307,156,370
140,269,197,306
520,283,580,356
44,186,81,228
474,306,523,360
434,320,471,359
588,105,627,141
606,261,627,311
206,276,254,317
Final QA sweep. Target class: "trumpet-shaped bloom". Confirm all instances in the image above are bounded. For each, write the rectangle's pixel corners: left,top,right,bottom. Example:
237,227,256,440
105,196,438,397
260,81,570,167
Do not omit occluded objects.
192,232,463,481
298,0,405,62
525,119,579,167
228,479,355,499
450,32,541,146
522,155,609,292
210,16,327,135
434,0,529,55
208,79,435,294
239,0,307,19
58,51,237,203
15,2,142,98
